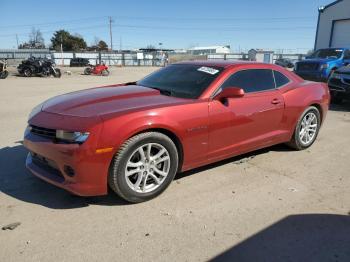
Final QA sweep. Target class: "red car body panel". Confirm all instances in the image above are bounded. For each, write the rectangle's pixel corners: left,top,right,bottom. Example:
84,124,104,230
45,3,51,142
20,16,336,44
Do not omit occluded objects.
23,61,330,196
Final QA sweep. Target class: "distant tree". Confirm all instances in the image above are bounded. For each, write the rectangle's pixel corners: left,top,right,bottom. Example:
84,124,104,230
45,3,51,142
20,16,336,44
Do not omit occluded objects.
50,30,87,51
19,28,45,49
88,38,108,51
97,40,108,51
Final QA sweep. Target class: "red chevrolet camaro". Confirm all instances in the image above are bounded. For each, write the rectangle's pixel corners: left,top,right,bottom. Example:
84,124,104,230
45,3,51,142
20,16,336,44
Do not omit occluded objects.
24,61,330,203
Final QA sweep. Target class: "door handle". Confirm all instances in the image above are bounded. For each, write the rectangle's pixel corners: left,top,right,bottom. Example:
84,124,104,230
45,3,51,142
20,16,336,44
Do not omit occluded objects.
271,98,281,105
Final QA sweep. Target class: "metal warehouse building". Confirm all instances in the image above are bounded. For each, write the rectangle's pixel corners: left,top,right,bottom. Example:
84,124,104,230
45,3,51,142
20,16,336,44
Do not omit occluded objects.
314,0,350,49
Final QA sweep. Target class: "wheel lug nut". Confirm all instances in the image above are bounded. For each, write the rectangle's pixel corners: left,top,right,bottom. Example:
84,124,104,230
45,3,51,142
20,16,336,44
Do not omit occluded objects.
143,171,147,175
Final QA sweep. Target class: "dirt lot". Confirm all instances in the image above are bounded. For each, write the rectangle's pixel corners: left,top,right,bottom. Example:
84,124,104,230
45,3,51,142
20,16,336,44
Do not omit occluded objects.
0,67,350,262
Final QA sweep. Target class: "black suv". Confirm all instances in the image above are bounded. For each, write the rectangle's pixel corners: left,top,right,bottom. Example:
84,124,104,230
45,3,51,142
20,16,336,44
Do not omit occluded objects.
70,58,90,67
328,66,350,104
275,58,294,68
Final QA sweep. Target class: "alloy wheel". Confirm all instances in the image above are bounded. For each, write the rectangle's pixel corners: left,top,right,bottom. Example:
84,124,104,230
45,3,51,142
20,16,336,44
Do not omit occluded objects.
299,112,318,146
125,143,171,193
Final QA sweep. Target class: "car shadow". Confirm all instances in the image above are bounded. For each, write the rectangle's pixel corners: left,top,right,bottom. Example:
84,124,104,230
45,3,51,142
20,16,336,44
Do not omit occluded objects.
176,144,290,180
0,142,292,210
0,142,129,209
210,214,350,262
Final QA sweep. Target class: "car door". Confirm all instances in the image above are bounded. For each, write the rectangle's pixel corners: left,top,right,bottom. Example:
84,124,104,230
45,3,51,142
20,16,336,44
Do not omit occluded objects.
207,68,285,161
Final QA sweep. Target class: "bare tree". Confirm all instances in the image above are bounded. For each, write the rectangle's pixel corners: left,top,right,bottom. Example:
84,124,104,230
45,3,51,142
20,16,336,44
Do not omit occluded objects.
29,28,45,48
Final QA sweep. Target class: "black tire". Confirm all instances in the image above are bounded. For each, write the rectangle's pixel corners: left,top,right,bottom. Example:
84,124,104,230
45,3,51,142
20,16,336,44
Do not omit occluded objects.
54,68,61,78
287,106,321,150
108,132,178,203
331,94,343,104
23,68,32,77
0,70,8,79
84,68,92,75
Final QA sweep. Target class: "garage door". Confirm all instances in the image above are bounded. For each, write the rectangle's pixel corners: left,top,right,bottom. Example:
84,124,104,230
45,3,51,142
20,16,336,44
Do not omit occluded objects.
331,19,350,48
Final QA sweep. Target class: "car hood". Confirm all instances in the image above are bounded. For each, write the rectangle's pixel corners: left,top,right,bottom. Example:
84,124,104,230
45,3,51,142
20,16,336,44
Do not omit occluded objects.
302,58,338,63
335,66,350,74
42,85,189,117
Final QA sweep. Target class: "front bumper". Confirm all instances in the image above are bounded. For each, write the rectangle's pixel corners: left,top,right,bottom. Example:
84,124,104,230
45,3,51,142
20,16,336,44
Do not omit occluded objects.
23,112,113,196
295,71,327,82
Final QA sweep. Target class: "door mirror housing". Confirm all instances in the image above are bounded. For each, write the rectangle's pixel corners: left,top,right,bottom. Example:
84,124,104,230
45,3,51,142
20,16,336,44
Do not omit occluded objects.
214,87,245,101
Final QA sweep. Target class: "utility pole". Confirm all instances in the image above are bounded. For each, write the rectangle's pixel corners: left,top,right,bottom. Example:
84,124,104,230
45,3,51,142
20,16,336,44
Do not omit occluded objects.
15,34,19,49
109,16,114,51
119,36,122,52
60,35,64,66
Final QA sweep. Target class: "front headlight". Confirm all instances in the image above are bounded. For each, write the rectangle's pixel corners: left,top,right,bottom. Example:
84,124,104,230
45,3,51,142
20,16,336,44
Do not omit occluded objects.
56,130,90,143
28,102,44,120
320,64,328,70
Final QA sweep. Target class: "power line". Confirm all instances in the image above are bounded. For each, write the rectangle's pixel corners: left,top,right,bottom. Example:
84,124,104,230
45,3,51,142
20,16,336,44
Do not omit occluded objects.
114,15,315,22
0,15,315,30
0,16,108,29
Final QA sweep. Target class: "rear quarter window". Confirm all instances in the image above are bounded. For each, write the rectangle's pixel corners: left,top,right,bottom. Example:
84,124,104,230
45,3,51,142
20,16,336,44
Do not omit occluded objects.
273,70,290,87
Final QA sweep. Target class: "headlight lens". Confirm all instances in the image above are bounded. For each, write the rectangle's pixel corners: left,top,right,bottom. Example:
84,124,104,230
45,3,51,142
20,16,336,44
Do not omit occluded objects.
320,64,328,70
28,102,44,120
56,130,90,143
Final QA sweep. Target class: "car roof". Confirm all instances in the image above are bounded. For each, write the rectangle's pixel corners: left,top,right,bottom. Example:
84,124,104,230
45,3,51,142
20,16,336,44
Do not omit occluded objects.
175,60,274,69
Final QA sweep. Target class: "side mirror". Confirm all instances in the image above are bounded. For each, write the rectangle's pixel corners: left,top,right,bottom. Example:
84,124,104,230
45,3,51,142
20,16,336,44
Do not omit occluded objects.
214,87,245,101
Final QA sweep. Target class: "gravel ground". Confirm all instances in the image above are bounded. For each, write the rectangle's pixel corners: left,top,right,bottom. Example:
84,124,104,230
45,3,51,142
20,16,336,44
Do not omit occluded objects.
0,67,349,262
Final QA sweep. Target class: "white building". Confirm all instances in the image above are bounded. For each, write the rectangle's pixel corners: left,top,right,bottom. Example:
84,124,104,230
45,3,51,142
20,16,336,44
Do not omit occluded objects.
314,0,350,50
187,46,231,55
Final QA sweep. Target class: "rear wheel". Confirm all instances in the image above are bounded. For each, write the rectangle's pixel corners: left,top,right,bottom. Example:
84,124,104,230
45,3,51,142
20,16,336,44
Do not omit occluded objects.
287,106,321,150
84,67,92,75
23,68,32,77
108,132,178,203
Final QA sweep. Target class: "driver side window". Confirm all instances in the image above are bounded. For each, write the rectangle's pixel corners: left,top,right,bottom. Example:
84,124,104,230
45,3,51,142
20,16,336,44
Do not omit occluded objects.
220,69,275,93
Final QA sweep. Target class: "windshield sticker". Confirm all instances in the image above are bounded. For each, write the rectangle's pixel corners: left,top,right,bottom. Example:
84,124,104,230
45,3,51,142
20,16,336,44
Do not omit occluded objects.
197,66,219,75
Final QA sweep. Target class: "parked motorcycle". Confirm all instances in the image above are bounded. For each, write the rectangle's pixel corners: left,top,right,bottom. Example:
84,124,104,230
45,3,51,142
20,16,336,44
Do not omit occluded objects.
0,59,9,79
17,57,61,78
84,63,109,76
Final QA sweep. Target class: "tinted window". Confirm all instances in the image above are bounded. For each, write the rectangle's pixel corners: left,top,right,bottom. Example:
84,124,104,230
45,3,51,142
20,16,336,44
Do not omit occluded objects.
310,48,343,59
137,64,223,99
220,69,275,93
273,70,290,87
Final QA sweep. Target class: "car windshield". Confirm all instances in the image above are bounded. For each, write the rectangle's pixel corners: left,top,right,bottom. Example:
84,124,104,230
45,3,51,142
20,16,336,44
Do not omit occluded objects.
137,64,224,99
310,49,343,59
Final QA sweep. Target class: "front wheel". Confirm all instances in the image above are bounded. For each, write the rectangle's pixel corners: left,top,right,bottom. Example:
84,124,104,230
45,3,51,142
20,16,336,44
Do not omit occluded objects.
101,69,109,76
53,68,61,78
23,68,32,77
108,132,179,203
0,70,9,79
287,106,321,150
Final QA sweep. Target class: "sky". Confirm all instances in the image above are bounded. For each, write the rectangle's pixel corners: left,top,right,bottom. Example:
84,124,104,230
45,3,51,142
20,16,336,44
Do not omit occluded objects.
0,0,334,52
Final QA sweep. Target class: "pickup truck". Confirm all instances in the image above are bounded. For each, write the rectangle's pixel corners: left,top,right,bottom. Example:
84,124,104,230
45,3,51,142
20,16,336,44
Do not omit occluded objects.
294,48,350,82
